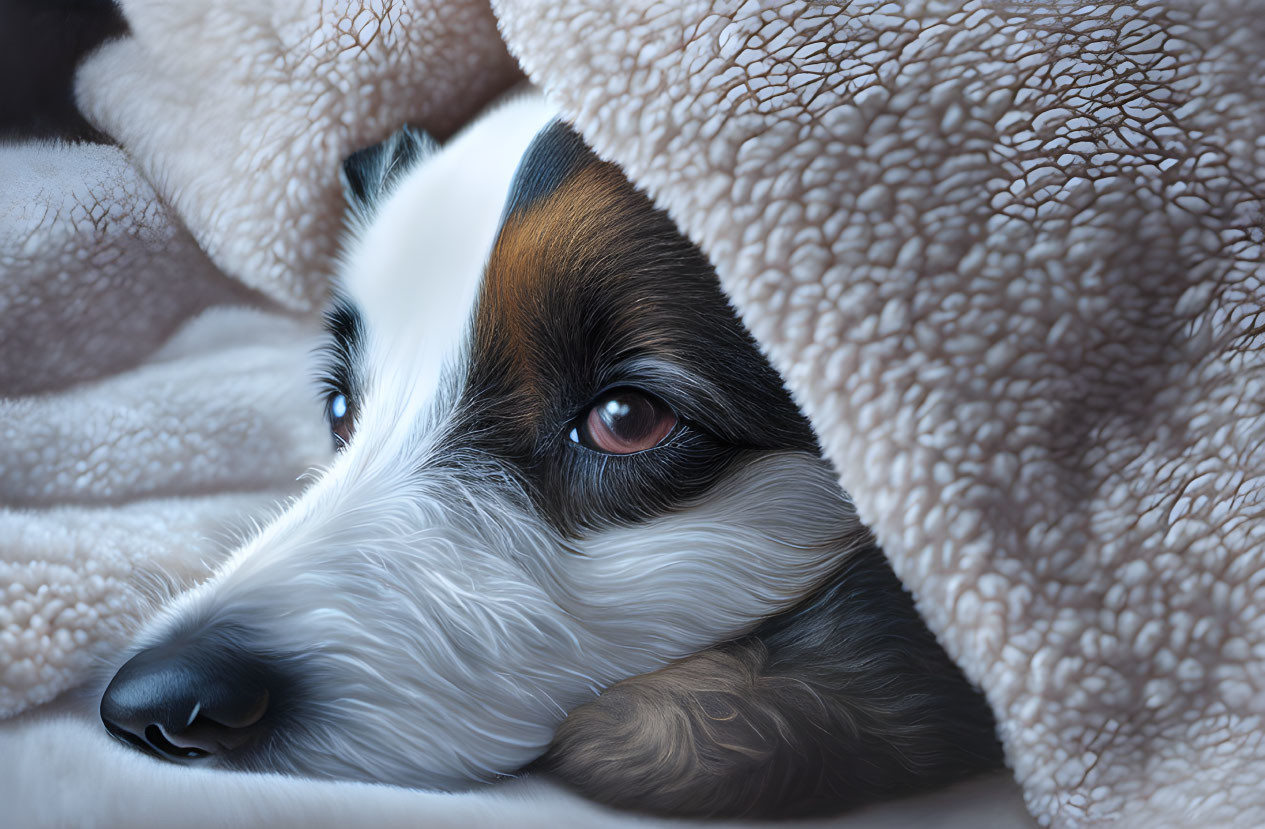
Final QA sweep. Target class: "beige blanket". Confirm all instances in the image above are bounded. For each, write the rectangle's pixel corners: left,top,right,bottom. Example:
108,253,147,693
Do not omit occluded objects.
2,0,1261,826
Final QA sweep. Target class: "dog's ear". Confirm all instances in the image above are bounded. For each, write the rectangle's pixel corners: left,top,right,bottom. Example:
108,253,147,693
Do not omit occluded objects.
341,126,437,215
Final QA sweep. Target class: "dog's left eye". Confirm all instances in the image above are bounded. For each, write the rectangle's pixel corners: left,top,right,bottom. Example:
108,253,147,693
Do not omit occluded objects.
327,392,355,450
570,388,677,455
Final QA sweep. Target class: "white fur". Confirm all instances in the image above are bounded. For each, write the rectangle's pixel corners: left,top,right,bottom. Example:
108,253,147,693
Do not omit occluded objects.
345,92,555,413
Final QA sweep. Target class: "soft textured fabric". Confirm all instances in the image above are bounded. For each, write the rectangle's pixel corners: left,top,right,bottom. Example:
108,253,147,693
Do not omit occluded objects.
1,0,1259,826
0,705,1030,828
73,0,522,312
494,1,1265,824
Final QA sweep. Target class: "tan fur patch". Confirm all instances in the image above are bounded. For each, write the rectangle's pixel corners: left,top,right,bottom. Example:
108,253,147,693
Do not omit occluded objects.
476,160,639,393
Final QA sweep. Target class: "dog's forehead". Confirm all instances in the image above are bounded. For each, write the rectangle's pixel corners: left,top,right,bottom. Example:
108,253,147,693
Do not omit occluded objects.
330,97,809,460
336,94,559,389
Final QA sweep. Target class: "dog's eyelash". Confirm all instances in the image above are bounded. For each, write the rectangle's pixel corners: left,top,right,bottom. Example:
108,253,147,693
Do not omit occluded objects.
314,296,363,405
313,365,350,402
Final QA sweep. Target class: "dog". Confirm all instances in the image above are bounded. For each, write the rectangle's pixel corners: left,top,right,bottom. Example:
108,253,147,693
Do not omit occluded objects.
99,91,1001,817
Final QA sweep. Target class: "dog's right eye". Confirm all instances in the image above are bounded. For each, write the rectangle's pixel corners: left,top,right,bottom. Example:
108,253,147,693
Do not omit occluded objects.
569,388,677,455
327,392,356,450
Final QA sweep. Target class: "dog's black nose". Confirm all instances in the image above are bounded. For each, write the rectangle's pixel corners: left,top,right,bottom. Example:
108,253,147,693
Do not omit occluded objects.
100,628,277,762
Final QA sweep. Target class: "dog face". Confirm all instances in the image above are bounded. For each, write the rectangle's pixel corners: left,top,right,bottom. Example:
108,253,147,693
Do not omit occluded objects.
99,93,867,788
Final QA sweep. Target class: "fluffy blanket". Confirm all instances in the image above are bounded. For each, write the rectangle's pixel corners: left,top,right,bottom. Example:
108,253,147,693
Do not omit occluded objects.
2,0,1261,826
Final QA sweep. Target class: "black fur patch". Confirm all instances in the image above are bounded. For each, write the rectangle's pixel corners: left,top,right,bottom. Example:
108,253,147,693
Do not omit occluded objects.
500,120,593,219
341,126,438,214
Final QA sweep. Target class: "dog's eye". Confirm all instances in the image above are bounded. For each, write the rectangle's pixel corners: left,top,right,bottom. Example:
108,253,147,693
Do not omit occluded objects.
570,389,677,454
327,392,355,450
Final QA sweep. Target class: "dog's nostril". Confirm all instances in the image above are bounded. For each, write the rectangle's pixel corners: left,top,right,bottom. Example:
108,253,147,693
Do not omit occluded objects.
100,628,279,763
143,724,208,760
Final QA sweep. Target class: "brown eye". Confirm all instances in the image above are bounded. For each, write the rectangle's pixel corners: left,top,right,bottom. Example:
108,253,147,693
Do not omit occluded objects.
571,389,677,454
328,392,355,450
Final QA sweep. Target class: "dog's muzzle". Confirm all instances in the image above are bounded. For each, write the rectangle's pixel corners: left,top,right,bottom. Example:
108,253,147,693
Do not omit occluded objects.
100,625,282,762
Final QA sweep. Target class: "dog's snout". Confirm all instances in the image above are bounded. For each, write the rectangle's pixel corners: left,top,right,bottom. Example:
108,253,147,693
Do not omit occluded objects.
100,629,278,762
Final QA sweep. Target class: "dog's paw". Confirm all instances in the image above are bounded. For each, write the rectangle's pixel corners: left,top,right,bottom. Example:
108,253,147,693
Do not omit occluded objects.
540,625,1003,819
541,642,846,818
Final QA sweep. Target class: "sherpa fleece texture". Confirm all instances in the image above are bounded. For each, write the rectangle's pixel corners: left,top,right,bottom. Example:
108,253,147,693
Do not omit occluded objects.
0,0,1258,826
495,0,1265,825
